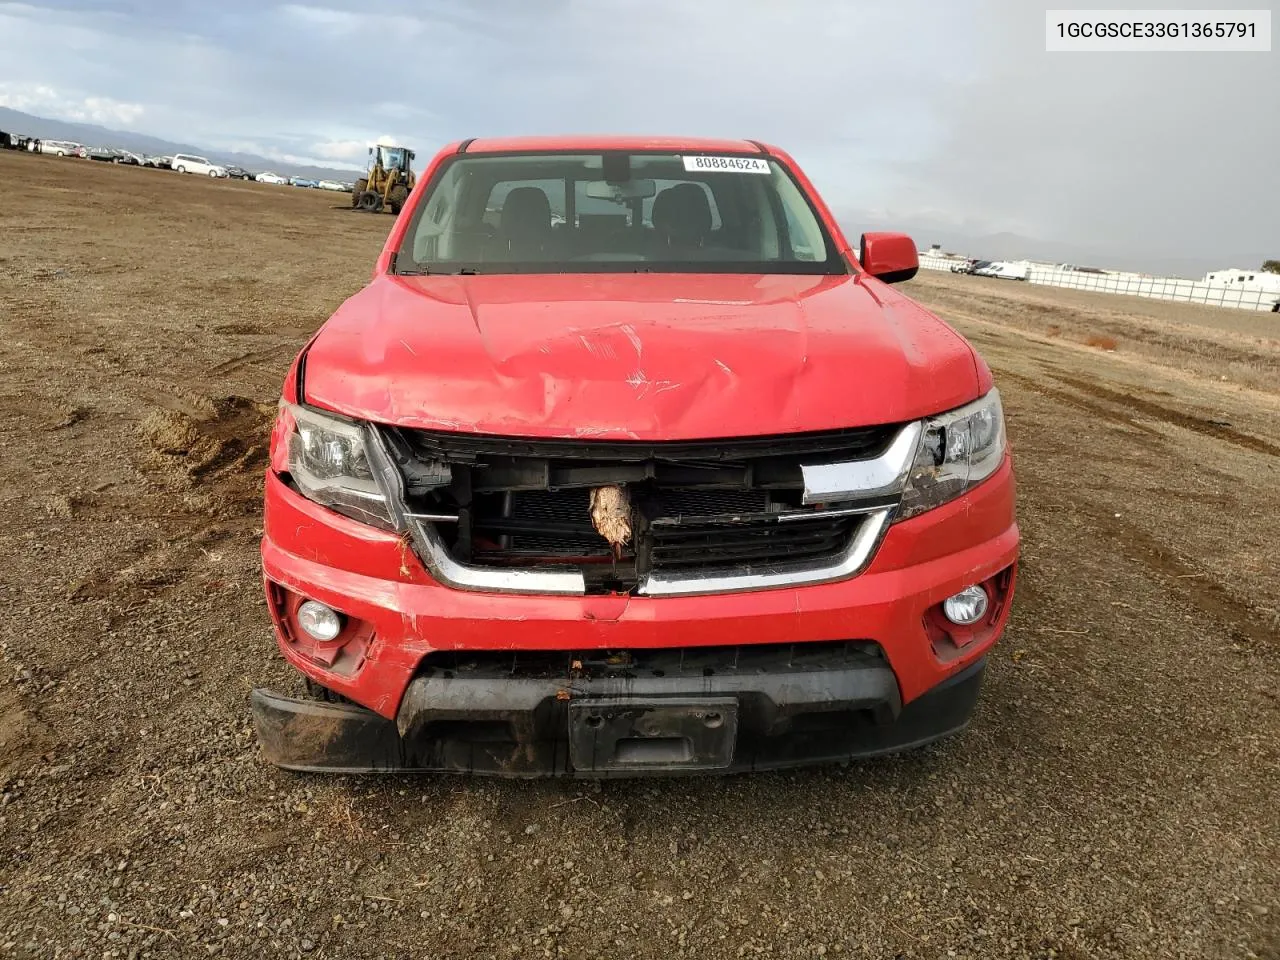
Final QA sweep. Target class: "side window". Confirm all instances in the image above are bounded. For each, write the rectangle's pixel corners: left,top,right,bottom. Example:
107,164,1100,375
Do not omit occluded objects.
412,163,466,261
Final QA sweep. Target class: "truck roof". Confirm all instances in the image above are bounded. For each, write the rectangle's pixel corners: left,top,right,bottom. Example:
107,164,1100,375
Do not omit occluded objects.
460,135,765,155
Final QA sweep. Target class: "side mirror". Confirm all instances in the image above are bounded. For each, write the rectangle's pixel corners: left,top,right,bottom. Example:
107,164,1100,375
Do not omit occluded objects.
859,232,919,284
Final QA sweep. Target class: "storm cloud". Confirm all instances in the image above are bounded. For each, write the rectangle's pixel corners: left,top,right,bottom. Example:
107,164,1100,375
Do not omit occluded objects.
0,0,1274,259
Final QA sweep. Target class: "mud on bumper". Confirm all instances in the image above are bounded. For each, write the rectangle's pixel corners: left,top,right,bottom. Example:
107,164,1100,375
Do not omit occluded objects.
252,643,986,777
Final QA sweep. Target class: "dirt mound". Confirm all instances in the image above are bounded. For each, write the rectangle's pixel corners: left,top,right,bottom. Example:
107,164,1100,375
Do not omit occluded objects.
140,396,272,477
139,408,202,455
138,396,274,520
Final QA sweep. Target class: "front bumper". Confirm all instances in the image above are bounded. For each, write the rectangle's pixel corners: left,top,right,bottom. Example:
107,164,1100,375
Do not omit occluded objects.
257,457,1018,773
252,657,986,776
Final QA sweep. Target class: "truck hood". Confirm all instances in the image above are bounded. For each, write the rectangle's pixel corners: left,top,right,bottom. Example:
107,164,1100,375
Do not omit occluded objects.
302,273,980,440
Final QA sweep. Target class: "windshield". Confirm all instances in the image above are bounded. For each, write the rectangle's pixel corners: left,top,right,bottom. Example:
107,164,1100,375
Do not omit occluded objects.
378,146,406,168
395,151,843,275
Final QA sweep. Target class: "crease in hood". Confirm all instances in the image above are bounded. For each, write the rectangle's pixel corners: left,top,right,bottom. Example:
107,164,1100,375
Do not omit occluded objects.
301,272,981,440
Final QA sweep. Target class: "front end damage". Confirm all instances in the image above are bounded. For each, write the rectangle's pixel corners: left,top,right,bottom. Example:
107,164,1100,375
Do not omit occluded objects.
252,401,1019,776
379,419,912,597
253,644,988,776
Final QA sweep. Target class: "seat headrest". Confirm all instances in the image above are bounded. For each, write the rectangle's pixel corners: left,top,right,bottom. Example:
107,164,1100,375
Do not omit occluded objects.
652,183,712,243
500,187,552,241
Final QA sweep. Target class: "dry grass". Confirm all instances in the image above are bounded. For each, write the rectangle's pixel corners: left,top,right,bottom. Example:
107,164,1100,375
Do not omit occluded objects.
1085,334,1119,351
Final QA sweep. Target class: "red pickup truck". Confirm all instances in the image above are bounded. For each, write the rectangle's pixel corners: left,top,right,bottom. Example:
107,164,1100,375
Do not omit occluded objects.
253,136,1018,776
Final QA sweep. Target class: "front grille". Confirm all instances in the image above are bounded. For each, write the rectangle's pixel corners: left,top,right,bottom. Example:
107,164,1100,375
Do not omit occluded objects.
474,489,609,559
649,512,858,570
384,422,902,592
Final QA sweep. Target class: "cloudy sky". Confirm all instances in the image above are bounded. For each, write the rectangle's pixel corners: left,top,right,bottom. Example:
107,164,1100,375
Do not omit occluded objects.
0,0,1275,257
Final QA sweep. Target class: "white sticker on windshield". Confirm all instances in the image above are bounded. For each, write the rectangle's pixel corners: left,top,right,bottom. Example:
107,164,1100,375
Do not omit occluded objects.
681,155,771,174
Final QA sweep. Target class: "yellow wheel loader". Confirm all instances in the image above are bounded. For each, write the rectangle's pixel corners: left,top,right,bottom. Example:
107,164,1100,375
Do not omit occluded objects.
351,144,416,214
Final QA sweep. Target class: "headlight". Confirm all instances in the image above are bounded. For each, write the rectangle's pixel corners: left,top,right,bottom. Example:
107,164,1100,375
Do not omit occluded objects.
898,389,1006,520
276,402,394,529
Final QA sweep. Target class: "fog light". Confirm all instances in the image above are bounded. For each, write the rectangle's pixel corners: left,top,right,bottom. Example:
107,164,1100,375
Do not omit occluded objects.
942,586,989,625
297,600,343,641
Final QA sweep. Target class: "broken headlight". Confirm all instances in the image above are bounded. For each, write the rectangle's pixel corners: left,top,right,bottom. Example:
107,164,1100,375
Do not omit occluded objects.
276,402,394,530
897,389,1006,521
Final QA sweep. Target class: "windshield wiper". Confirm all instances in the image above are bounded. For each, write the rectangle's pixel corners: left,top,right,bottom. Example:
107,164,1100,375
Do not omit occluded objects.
396,266,481,276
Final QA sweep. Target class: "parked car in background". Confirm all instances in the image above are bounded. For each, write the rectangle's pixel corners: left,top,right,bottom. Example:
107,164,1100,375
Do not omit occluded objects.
255,171,289,185
289,176,319,188
317,179,346,191
224,164,254,180
172,153,227,177
150,155,174,169
0,130,34,151
116,151,143,165
85,146,124,163
38,139,81,156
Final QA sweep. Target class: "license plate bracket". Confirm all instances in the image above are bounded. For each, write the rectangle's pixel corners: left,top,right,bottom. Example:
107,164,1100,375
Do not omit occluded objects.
568,697,738,773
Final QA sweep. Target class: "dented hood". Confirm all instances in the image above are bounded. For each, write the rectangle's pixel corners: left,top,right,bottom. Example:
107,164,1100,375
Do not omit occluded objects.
302,273,981,440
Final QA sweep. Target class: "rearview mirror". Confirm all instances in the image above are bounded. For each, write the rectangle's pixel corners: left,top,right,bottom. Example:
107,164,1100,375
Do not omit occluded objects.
859,232,919,284
584,179,656,201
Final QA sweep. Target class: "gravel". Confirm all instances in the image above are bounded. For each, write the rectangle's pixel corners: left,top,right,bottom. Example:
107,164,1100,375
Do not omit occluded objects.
0,151,1276,960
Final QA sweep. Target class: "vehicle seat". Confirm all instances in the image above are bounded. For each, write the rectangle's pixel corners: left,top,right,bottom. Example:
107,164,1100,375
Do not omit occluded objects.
499,187,554,259
651,183,712,252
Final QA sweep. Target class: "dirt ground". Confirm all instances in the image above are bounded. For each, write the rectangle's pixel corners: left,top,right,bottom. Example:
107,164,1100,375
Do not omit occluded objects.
1,151,1277,960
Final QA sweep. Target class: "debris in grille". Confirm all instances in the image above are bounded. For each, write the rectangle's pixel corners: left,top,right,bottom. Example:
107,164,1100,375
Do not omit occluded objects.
588,485,632,557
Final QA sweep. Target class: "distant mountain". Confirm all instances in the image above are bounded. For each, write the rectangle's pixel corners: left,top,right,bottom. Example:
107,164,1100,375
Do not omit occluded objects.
838,213,1269,281
0,107,360,181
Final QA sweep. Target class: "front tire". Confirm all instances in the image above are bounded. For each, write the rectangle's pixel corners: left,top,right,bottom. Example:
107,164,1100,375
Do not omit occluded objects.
351,178,368,209
176,165,186,174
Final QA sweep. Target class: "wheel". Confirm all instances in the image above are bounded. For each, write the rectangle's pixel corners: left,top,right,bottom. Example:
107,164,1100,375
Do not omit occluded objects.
56,150,65,157
358,190,383,212
176,165,186,173
208,169,218,177
351,178,368,209
388,185,410,215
